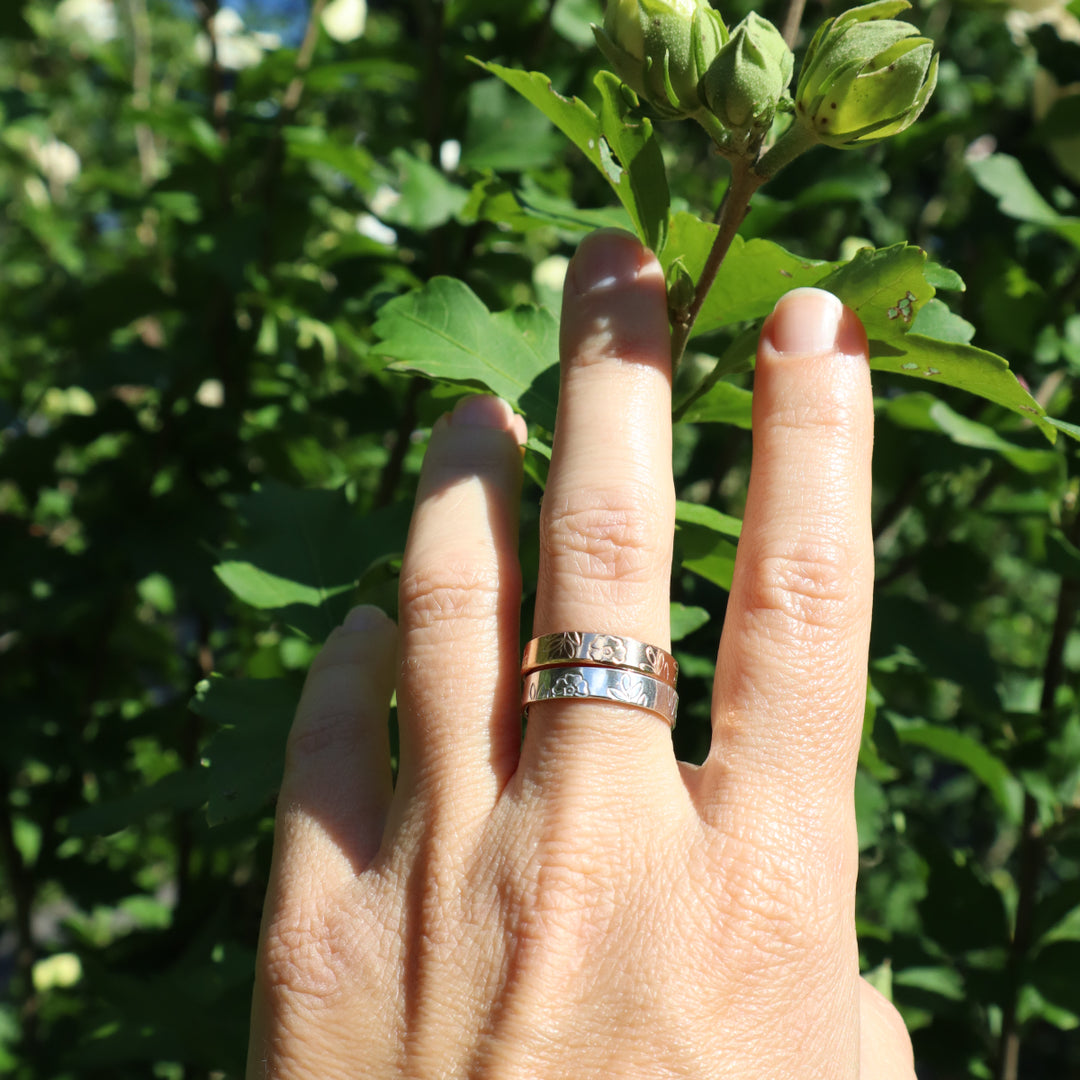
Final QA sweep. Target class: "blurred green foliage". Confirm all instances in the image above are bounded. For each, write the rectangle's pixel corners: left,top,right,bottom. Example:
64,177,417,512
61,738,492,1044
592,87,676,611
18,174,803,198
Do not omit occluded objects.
0,0,1078,1076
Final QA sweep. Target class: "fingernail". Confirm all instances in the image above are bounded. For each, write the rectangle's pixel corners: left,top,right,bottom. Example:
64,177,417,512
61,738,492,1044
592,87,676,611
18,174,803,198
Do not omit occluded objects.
767,288,844,355
568,229,644,296
451,395,514,430
342,604,384,632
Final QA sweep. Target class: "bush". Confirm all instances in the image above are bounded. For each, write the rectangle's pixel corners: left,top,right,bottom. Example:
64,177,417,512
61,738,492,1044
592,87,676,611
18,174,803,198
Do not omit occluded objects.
0,0,1078,1075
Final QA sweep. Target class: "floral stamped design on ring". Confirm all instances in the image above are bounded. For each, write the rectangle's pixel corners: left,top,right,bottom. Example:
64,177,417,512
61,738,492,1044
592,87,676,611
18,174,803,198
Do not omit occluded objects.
607,673,651,707
549,631,584,660
550,672,591,698
588,634,627,665
644,645,672,683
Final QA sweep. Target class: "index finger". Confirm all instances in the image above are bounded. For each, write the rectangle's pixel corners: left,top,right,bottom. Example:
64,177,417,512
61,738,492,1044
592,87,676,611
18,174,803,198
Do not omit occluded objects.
704,287,874,825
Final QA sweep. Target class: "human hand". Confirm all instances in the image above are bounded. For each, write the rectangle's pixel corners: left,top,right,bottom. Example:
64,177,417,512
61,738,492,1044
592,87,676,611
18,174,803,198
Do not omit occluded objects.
247,230,915,1079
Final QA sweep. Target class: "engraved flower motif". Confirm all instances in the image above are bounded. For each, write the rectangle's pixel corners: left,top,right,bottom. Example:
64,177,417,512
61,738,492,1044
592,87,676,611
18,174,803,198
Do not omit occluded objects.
588,635,627,664
607,673,651,706
550,672,591,698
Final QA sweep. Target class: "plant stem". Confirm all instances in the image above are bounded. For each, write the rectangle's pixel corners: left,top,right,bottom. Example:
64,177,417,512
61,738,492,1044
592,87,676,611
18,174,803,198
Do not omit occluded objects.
756,118,818,181
995,508,1080,1080
780,0,808,48
281,0,329,115
670,158,763,370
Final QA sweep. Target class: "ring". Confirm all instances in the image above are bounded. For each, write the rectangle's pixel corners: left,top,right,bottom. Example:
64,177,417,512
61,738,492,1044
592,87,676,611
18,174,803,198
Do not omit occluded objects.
521,665,678,728
522,631,678,686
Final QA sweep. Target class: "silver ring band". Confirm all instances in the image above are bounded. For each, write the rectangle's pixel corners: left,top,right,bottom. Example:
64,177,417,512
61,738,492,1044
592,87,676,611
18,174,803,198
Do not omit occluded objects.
521,665,678,729
522,632,678,686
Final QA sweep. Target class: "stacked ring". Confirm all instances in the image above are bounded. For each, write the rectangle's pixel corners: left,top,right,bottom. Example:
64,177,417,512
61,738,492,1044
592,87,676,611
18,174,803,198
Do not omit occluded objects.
521,632,679,729
522,631,678,685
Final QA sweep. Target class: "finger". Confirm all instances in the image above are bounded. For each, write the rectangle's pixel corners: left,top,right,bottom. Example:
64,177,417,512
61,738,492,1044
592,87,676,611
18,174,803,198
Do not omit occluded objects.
860,979,916,1080
521,229,678,782
394,395,526,812
706,287,874,821
276,604,396,872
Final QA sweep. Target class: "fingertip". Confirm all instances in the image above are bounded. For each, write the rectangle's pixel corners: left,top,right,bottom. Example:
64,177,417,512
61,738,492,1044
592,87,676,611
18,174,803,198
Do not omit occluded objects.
565,228,658,298
560,230,669,374
341,603,395,635
760,287,868,363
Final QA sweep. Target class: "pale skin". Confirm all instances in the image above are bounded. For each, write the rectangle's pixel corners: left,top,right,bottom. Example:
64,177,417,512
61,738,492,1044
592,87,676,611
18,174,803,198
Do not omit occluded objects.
247,229,916,1079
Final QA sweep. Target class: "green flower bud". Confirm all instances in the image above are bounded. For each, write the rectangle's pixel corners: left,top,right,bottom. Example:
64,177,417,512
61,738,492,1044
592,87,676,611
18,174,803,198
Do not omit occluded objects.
702,13,794,151
794,0,938,147
593,0,728,120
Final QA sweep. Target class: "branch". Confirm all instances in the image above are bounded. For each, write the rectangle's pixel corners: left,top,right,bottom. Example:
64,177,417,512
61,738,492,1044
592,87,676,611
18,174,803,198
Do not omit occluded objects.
781,0,808,49
0,770,38,1046
281,0,330,116
995,508,1080,1080
126,0,158,184
669,159,763,370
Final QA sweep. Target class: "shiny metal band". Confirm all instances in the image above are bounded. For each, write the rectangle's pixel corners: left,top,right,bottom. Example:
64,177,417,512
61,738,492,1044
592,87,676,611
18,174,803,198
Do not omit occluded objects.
521,665,678,728
522,631,678,686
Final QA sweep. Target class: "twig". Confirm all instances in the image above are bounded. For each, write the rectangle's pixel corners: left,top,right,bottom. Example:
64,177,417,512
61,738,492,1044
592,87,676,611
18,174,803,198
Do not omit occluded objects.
781,0,809,48
670,159,763,370
126,0,158,184
0,770,38,1047
192,0,229,148
995,509,1080,1080
281,0,330,116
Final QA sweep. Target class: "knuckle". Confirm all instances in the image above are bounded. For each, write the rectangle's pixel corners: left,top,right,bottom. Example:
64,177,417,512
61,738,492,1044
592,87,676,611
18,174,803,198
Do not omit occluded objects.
286,707,356,766
259,886,393,1013
747,537,861,638
261,907,345,1009
768,392,860,437
542,488,672,586
716,835,843,973
399,557,502,629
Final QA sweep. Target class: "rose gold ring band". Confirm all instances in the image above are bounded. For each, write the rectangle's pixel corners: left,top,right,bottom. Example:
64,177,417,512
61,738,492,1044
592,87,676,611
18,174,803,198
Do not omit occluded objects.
521,665,678,729
521,631,678,686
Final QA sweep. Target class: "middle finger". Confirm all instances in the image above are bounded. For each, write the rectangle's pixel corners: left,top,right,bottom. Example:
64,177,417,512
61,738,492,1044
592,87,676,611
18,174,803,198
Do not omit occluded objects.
520,230,679,784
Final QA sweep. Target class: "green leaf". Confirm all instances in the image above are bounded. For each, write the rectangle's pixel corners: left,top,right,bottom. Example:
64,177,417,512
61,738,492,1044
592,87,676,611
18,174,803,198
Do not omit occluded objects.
1047,416,1080,443
882,392,1060,474
373,277,560,430
594,71,670,254
820,246,1057,441
676,507,739,589
284,125,375,192
474,60,669,252
66,769,210,837
670,602,711,642
217,482,410,637
969,153,1080,251
675,499,742,538
908,298,975,344
892,966,966,1002
923,261,966,292
890,714,1023,823
376,149,469,231
677,379,754,427
214,563,355,610
190,676,299,826
855,770,888,850
675,243,1053,437
1031,941,1080,1014
1046,528,1080,579
463,78,568,172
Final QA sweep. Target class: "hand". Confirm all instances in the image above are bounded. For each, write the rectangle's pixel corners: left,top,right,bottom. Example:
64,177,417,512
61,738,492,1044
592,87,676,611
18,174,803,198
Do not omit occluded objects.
247,230,915,1079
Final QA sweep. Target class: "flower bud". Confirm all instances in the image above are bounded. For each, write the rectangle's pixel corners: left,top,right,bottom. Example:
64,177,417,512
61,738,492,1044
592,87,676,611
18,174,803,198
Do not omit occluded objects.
593,0,728,120
795,0,938,147
702,13,793,151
